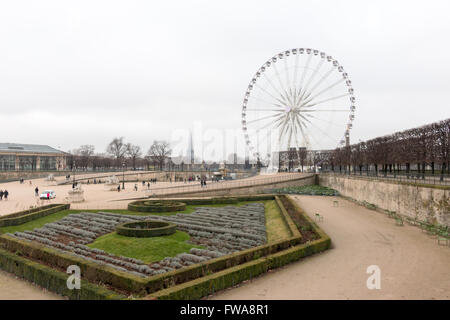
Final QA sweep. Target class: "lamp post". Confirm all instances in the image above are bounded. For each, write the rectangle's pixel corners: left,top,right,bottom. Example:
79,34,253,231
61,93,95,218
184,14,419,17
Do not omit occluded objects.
72,160,76,187
122,162,125,190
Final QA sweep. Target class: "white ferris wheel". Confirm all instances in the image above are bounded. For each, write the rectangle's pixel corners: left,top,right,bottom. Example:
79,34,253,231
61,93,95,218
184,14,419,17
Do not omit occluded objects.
241,48,356,166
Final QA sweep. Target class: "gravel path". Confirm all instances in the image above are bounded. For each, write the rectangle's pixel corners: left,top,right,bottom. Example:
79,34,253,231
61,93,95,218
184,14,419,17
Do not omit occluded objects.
210,195,450,300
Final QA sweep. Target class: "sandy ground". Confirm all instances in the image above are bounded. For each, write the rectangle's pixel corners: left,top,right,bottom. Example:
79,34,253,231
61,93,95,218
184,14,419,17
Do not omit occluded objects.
0,172,304,215
210,195,450,300
0,270,63,300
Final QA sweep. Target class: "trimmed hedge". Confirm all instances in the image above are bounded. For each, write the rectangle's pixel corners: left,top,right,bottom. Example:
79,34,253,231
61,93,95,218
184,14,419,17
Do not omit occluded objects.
128,200,186,212
275,196,301,238
173,195,276,205
0,204,70,227
116,221,177,237
0,248,125,300
147,237,330,300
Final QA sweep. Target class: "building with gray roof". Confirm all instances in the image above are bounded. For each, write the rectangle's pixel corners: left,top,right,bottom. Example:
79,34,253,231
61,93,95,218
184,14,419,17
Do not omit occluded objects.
0,143,67,171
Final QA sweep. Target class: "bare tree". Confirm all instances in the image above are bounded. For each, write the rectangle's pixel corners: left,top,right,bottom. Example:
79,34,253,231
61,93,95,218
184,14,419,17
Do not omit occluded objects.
147,140,172,170
73,145,95,169
106,137,127,168
126,143,142,170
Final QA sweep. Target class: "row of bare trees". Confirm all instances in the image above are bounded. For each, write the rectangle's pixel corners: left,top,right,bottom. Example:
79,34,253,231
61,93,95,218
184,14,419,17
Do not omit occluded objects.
68,138,172,171
325,118,450,179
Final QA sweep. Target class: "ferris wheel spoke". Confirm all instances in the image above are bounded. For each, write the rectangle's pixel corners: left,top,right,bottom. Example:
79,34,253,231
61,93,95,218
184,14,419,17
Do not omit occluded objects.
254,81,288,106
301,109,349,112
301,115,341,144
247,108,284,112
301,58,325,99
304,113,344,128
302,77,346,106
297,54,312,95
302,93,349,108
247,113,282,124
272,63,292,105
303,65,335,99
292,52,301,90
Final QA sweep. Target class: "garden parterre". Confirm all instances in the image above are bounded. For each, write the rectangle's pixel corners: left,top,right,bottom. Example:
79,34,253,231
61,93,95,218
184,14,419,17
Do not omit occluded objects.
6,203,267,278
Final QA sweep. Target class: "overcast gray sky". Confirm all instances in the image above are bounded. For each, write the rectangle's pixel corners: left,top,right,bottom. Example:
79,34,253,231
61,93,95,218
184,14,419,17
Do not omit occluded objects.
0,0,449,160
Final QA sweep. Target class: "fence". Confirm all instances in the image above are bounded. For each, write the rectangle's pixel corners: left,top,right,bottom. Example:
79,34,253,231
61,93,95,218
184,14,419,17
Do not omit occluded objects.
321,171,450,186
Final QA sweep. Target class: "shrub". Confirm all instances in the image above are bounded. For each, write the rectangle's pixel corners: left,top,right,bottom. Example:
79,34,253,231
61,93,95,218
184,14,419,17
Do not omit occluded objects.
116,221,177,237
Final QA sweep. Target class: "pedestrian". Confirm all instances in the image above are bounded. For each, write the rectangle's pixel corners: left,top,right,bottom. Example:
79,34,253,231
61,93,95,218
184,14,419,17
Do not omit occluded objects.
0,190,3,200
134,184,138,191
117,185,120,192
35,187,39,196
142,181,145,186
147,182,150,189
4,190,8,200
46,192,50,200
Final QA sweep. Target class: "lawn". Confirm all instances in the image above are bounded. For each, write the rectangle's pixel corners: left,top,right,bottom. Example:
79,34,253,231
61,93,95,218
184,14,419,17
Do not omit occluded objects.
264,200,292,242
87,230,203,263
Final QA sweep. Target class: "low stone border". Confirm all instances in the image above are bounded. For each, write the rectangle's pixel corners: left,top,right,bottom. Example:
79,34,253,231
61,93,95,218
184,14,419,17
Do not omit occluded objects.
116,221,177,237
128,200,186,213
0,204,70,227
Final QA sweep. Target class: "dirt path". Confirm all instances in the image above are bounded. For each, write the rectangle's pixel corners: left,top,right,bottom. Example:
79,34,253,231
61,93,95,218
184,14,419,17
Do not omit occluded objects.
0,270,63,300
210,195,450,300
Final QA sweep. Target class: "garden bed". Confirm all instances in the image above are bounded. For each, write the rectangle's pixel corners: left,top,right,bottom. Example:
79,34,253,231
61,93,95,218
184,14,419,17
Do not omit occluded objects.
0,194,330,299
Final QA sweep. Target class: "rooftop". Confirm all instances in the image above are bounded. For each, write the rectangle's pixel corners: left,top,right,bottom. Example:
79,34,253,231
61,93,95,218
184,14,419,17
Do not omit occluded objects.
0,143,66,155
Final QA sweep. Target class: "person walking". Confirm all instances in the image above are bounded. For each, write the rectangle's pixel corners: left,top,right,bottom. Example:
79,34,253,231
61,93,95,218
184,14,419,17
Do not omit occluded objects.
117,185,121,192
147,182,150,189
134,184,138,191
35,187,39,196
0,190,3,200
4,190,8,200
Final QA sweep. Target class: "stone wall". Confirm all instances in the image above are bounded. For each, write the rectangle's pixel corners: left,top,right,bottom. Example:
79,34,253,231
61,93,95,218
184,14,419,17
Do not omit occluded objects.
0,171,66,182
319,174,450,227
161,175,316,198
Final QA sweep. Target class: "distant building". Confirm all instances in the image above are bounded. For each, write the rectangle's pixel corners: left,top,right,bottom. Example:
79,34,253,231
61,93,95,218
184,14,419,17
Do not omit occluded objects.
0,143,67,171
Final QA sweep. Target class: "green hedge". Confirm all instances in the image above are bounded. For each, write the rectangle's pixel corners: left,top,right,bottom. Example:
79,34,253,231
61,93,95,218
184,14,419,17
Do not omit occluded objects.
147,237,330,300
116,221,177,237
0,248,125,300
0,204,70,227
275,196,301,238
128,200,186,212
174,195,276,205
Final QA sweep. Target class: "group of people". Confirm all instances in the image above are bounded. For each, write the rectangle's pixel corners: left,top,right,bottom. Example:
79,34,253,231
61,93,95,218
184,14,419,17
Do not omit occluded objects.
200,179,207,187
0,189,9,200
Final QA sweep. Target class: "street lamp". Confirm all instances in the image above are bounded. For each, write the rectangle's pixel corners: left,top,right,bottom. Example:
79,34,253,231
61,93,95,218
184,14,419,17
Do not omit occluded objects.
122,162,125,190
72,160,76,187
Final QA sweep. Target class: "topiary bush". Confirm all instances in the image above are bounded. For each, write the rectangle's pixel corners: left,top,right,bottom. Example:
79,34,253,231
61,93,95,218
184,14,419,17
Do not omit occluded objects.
116,220,177,237
128,200,186,212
